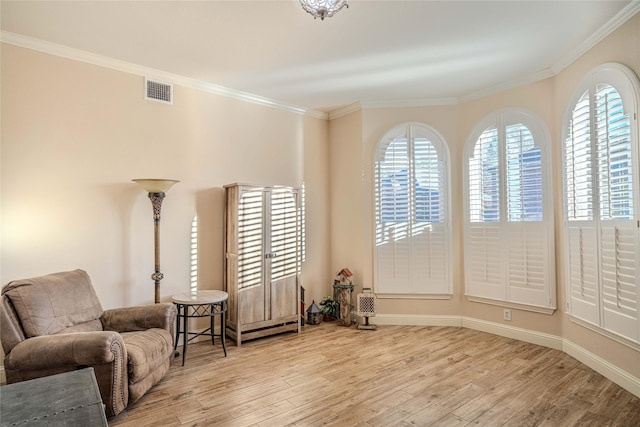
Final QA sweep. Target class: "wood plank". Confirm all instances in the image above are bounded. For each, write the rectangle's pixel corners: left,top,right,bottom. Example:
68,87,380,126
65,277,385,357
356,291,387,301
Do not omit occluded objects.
108,323,640,427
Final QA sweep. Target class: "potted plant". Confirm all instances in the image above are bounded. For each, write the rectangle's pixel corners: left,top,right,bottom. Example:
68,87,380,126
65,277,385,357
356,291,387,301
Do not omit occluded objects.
319,296,339,321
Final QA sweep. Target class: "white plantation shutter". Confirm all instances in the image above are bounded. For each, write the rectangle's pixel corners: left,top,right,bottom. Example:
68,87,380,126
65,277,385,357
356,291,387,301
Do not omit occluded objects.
469,128,499,223
464,111,555,310
566,224,600,324
467,127,504,300
467,223,503,300
505,124,548,307
565,91,594,221
563,63,640,344
596,83,638,341
374,123,451,295
507,222,547,307
506,124,542,222
600,223,639,341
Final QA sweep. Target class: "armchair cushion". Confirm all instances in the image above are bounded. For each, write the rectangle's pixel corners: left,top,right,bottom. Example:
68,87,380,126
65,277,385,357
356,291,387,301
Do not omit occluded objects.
3,269,103,337
122,329,173,383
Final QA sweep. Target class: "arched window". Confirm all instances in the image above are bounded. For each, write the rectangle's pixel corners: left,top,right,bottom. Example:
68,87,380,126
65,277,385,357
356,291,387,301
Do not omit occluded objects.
463,110,555,310
563,63,640,344
374,123,451,296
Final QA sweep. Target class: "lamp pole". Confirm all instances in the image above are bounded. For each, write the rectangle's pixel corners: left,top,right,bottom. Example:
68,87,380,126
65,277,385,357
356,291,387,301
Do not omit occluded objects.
133,179,179,303
149,191,166,303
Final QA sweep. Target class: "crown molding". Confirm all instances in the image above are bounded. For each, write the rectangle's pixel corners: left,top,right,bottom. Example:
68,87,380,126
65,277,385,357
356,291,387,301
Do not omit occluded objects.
551,1,640,74
458,68,556,104
328,97,460,119
328,102,362,120
361,97,459,109
0,31,328,119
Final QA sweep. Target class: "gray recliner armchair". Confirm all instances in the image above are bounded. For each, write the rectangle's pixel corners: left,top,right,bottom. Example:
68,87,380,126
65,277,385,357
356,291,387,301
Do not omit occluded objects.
0,269,177,417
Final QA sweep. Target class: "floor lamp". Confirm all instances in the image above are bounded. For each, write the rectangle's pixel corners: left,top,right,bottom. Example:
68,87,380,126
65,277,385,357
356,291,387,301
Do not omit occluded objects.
133,179,180,303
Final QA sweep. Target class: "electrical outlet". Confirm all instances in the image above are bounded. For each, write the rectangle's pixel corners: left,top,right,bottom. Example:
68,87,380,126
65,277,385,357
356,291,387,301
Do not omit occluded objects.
503,309,512,321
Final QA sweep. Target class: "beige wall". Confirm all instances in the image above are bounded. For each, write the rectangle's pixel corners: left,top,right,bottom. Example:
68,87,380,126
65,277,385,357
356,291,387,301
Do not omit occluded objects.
302,115,331,304
0,43,332,311
328,109,363,290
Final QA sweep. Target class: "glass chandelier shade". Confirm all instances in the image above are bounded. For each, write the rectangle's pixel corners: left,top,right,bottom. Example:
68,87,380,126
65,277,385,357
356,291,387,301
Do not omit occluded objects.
299,0,348,20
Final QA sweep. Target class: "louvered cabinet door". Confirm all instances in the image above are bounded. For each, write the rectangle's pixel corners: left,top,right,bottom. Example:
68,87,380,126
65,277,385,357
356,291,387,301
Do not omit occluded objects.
269,188,300,321
224,183,300,346
236,188,267,325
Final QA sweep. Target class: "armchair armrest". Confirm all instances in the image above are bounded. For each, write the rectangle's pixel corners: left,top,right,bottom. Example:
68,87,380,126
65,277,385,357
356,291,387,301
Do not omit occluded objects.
4,331,124,371
101,303,176,333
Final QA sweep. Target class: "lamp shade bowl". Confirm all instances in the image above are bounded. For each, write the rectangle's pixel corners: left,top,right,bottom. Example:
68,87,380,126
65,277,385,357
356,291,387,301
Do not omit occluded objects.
132,179,180,193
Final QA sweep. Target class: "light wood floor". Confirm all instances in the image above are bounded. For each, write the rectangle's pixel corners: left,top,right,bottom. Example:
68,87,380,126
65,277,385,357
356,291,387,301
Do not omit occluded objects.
110,323,640,426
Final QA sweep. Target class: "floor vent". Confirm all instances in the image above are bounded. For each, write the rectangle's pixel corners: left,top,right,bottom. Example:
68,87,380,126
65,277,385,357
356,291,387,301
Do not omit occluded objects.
145,78,173,104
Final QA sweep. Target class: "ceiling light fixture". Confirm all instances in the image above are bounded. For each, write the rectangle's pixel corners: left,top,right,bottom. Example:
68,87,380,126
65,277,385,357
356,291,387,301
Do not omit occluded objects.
299,0,348,20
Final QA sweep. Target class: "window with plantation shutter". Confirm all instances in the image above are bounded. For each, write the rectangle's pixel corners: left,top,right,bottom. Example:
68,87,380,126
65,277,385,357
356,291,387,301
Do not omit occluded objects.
374,123,451,296
563,63,640,345
464,110,555,311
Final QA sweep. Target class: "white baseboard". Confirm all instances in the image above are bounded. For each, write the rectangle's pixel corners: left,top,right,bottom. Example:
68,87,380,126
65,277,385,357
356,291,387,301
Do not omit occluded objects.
373,314,462,327
562,339,640,398
461,316,563,350
371,313,639,398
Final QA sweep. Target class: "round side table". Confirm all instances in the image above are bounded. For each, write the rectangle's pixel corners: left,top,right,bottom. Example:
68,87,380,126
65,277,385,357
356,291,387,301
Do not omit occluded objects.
172,290,228,366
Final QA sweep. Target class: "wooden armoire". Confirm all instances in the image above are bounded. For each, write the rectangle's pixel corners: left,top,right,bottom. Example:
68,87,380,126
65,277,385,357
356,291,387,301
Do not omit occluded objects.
223,183,301,346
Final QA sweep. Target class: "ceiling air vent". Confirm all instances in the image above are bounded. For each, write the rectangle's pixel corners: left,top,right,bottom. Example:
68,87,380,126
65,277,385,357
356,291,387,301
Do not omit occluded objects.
145,78,173,104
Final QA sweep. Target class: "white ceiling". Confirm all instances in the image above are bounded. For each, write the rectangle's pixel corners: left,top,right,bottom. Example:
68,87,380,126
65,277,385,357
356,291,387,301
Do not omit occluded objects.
1,1,637,114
